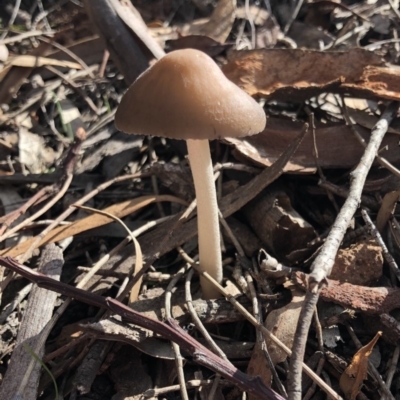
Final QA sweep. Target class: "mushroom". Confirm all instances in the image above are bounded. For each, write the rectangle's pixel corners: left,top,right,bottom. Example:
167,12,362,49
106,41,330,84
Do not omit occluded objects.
115,49,266,299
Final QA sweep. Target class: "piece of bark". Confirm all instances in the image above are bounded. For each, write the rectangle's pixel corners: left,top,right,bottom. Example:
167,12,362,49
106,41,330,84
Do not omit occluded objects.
330,239,383,286
82,317,254,360
292,272,400,315
130,287,253,324
244,188,317,261
73,340,112,394
0,244,63,400
222,48,391,102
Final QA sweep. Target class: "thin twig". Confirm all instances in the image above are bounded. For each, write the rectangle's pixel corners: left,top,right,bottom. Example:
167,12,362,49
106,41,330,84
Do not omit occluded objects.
342,100,400,179
361,209,400,281
166,266,190,400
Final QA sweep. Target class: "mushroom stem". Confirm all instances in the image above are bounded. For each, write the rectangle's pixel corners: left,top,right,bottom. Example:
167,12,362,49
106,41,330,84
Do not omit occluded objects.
186,139,222,299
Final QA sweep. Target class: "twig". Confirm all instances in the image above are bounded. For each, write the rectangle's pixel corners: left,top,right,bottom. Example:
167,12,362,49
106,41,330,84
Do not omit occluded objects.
245,0,256,48
0,186,55,236
384,345,400,398
165,266,190,400
0,30,54,45
283,0,304,34
287,102,398,400
342,100,400,179
185,267,227,400
361,209,400,281
45,66,100,115
141,379,233,397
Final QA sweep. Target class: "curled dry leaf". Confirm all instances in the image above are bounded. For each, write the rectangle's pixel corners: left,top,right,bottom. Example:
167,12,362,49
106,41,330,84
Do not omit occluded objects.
244,188,316,261
222,48,400,102
182,0,236,43
376,190,400,232
339,331,382,400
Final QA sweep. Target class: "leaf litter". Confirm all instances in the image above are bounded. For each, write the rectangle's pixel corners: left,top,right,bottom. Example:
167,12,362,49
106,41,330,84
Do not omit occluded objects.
0,1,399,400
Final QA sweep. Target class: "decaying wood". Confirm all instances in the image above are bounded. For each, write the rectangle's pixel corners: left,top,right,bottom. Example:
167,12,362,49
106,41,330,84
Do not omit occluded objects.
223,48,400,102
0,244,63,400
293,271,400,317
73,340,113,394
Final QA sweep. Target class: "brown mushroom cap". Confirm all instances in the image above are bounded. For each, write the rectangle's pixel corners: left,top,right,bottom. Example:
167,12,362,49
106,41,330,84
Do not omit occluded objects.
115,49,266,140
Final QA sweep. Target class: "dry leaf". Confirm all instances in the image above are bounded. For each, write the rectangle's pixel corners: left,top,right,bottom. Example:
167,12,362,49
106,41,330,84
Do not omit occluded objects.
376,191,400,232
339,331,382,400
222,48,400,102
226,117,400,172
0,195,187,257
184,0,236,43
7,55,82,69
247,284,305,389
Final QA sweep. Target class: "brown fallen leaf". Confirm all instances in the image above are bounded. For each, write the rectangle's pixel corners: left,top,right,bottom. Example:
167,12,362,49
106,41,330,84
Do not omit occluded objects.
222,48,400,102
376,190,400,232
0,195,187,257
339,331,382,400
247,283,305,392
226,117,400,172
183,0,236,43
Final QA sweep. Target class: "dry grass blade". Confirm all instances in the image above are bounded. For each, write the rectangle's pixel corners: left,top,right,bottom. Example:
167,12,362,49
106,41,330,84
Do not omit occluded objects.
73,204,144,303
7,55,82,69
